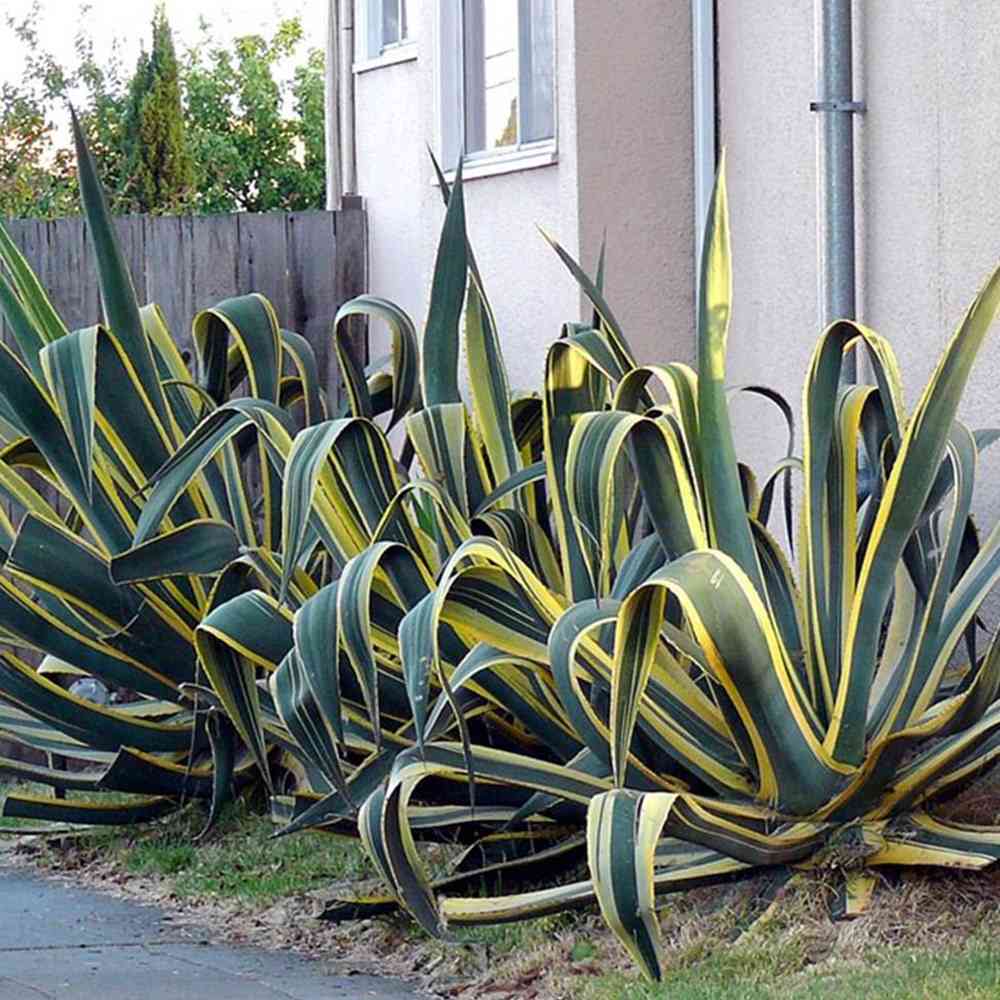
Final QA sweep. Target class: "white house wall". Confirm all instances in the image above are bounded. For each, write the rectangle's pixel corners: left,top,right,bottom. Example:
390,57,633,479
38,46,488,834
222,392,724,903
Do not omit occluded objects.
717,2,1000,521
354,0,582,393
860,2,1000,503
715,1,821,481
353,0,697,393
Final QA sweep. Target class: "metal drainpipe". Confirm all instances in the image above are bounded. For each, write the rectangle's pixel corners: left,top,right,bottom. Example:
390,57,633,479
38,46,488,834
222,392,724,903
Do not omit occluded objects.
339,0,358,196
691,0,717,281
324,0,342,210
812,0,865,379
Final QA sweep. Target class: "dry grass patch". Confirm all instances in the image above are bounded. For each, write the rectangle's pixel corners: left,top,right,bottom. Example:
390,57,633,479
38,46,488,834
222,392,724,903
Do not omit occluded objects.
3,775,1000,999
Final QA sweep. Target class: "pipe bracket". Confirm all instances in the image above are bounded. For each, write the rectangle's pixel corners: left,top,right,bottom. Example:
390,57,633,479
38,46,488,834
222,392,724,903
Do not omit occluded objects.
810,99,866,114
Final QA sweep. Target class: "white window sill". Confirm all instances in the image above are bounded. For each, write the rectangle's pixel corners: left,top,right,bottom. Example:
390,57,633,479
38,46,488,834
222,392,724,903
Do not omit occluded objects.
439,145,558,184
354,43,418,74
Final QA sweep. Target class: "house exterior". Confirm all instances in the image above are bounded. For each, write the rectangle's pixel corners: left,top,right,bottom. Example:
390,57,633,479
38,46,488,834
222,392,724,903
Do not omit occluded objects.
347,1,1000,493
349,0,695,395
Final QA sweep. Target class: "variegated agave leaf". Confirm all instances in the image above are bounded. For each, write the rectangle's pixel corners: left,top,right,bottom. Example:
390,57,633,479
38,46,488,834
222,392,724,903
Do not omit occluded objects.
0,117,325,827
179,151,1000,984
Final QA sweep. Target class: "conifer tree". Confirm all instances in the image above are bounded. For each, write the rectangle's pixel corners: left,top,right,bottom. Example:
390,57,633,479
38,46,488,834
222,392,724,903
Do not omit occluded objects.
122,4,194,213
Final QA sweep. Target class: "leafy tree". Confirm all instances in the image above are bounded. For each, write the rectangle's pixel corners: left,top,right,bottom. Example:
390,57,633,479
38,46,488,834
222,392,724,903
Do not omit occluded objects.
72,28,131,209
183,17,326,213
0,5,326,219
1,3,131,218
0,87,73,218
290,46,327,211
0,4,75,218
120,4,195,213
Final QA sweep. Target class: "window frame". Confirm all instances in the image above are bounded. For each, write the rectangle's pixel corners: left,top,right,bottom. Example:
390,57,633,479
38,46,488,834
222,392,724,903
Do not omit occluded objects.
358,0,416,67
438,0,558,178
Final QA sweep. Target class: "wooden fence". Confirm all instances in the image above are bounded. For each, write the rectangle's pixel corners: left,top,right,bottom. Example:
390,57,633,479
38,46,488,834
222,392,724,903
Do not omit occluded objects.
0,203,368,760
0,198,368,404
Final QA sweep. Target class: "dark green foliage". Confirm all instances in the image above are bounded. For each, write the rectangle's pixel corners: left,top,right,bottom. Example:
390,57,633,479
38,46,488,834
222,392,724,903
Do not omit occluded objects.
120,4,195,213
0,88,73,218
0,4,325,219
183,17,326,213
0,3,77,218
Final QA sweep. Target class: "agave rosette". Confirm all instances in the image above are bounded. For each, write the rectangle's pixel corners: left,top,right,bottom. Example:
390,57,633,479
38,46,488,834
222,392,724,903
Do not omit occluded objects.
10,125,1000,985
197,159,1000,982
0,118,325,826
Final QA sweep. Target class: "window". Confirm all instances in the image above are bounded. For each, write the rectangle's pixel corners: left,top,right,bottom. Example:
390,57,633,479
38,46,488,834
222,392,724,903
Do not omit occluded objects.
440,0,556,171
366,0,409,58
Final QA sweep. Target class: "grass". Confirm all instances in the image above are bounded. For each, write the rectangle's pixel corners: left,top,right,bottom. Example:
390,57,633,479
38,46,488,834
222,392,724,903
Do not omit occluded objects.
581,943,1000,1000
566,855,1000,1000
2,783,374,904
452,911,580,955
5,778,1000,999
114,805,373,902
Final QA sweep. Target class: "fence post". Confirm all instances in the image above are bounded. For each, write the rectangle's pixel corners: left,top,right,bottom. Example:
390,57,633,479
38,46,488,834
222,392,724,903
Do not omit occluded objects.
2,206,368,407
332,195,369,411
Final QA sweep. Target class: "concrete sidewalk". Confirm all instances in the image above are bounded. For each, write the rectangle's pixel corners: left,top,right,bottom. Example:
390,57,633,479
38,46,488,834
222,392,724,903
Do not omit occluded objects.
0,865,429,999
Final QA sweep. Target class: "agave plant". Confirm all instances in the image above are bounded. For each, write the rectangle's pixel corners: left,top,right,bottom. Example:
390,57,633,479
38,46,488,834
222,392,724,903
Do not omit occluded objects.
0,118,326,826
389,167,1000,977
107,175,680,868
130,160,665,887
60,126,1000,982
183,156,1000,982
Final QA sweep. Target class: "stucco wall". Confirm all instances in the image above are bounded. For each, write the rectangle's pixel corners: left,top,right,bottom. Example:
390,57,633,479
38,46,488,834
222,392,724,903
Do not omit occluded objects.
353,53,428,357
717,2,1000,508
715,1,820,480
573,0,696,367
353,0,696,392
861,3,1000,444
354,0,582,394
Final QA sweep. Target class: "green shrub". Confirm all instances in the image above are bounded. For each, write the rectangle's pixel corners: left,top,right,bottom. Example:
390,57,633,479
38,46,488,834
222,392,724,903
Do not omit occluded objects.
0,116,322,826
214,159,1000,983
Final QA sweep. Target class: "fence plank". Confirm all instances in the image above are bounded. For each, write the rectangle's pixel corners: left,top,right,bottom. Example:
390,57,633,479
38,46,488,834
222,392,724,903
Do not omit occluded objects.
6,219,35,261
22,221,50,328
287,211,337,393
145,215,195,368
191,214,239,313
47,217,92,330
114,216,148,308
237,213,290,330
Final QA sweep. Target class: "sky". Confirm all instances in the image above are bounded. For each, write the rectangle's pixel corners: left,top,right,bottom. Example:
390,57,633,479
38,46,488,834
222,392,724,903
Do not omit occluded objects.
1,0,328,90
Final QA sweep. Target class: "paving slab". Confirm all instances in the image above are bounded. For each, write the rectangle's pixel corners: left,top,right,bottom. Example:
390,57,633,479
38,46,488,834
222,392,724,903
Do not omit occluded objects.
0,865,430,999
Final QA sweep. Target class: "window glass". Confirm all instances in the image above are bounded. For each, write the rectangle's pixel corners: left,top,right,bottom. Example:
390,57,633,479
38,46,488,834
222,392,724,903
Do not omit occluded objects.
441,0,554,165
368,0,409,57
518,0,554,143
463,0,555,153
383,0,401,46
482,0,519,151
